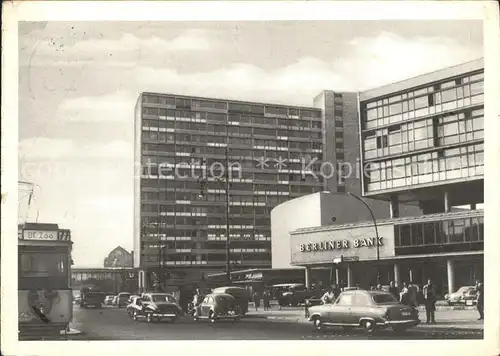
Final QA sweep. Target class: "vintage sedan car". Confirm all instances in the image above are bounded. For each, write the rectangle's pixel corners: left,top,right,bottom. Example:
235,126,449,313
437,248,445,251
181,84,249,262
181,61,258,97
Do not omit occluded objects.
113,292,131,308
104,295,116,306
445,286,476,306
129,293,182,323
308,290,420,334
193,293,241,324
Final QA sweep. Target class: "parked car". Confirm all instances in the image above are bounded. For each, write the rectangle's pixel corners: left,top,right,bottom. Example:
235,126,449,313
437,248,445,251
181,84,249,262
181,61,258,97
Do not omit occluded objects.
308,290,420,334
211,286,249,315
127,294,140,304
445,286,477,306
193,293,241,324
104,295,116,306
113,292,131,308
129,293,182,323
272,283,311,307
126,296,143,317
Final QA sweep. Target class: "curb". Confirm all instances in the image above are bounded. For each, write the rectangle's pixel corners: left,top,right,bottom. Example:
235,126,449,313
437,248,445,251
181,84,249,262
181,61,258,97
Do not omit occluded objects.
246,316,484,331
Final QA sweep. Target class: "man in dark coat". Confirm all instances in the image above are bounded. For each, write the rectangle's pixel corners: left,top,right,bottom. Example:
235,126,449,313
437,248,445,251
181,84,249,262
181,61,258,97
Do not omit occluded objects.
388,281,399,300
475,281,484,320
423,279,437,324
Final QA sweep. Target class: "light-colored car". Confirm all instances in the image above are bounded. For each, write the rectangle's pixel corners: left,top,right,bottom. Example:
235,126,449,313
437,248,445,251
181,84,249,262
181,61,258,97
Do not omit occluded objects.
104,295,116,305
308,290,420,334
129,293,182,323
113,292,131,308
445,286,477,306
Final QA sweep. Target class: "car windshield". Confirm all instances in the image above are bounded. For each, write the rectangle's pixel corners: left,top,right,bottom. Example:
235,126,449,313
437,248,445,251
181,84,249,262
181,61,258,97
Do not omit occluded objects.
152,294,176,303
372,294,399,304
456,287,472,293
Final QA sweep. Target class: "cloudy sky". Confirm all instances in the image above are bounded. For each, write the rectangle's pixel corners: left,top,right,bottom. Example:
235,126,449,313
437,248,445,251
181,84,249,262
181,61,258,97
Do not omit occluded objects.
18,20,483,267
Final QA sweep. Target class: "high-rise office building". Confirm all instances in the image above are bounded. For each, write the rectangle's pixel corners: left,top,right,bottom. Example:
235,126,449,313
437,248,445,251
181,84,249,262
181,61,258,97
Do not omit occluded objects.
133,91,416,291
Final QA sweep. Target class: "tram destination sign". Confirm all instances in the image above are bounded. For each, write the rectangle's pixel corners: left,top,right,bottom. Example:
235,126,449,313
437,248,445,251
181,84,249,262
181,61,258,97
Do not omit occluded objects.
22,230,58,241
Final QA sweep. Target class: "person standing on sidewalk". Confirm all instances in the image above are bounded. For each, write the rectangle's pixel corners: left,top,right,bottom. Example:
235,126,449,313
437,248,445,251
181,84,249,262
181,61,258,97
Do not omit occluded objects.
475,281,484,320
388,281,399,300
263,289,271,311
253,291,261,311
423,279,437,324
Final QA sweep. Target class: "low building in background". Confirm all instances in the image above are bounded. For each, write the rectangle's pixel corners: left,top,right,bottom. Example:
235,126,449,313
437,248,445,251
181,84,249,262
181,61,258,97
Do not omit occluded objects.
103,246,133,268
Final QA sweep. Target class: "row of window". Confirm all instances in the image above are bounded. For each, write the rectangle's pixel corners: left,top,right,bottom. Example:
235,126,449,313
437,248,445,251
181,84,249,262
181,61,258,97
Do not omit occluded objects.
141,98,321,119
141,131,322,147
364,72,483,109
364,108,484,159
141,120,323,138
141,142,321,154
394,217,484,247
365,144,484,191
363,77,484,130
141,114,323,131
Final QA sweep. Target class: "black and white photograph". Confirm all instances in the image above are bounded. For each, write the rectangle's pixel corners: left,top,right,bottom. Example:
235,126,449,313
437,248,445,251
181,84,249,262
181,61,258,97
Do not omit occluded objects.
2,1,499,355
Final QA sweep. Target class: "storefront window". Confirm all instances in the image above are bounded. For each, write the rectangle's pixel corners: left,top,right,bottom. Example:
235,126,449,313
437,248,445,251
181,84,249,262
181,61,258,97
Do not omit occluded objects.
400,225,411,246
423,222,436,245
411,224,424,245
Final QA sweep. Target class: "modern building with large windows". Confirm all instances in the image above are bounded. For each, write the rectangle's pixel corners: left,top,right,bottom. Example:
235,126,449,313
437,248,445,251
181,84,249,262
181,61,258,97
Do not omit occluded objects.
133,91,409,292
287,58,484,296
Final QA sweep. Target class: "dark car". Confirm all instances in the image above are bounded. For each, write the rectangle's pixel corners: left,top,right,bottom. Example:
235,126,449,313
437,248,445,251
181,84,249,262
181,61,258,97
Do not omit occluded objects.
272,283,311,307
308,290,420,334
129,293,182,323
80,286,106,308
211,286,249,315
193,293,241,324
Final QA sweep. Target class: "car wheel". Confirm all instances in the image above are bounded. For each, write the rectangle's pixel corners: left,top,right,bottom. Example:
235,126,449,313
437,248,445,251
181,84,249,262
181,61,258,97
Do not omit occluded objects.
147,313,153,323
209,311,216,324
133,311,139,321
312,316,323,332
170,315,177,323
361,320,376,334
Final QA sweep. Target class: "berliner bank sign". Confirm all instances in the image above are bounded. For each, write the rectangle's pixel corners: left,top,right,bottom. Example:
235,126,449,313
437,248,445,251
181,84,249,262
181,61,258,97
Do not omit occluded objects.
290,224,395,265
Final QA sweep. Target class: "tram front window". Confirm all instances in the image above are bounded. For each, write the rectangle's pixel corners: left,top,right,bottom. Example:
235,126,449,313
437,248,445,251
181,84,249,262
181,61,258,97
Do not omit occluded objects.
19,252,69,289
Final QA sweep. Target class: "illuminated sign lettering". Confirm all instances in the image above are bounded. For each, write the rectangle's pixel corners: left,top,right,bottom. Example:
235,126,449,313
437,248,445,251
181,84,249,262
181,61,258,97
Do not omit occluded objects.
300,237,383,252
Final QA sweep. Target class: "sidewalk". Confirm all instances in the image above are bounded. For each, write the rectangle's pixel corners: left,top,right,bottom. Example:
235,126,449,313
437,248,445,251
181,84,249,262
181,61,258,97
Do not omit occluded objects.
245,308,484,331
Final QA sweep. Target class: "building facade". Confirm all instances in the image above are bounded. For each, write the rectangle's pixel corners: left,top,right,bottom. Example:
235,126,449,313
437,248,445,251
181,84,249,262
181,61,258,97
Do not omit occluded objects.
133,92,401,291
71,268,138,294
103,246,133,268
287,59,484,295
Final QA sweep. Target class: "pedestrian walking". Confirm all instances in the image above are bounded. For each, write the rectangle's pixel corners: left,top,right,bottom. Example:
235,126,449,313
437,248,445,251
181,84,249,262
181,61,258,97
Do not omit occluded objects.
475,281,484,320
263,289,271,311
388,281,399,300
423,279,437,324
253,291,260,311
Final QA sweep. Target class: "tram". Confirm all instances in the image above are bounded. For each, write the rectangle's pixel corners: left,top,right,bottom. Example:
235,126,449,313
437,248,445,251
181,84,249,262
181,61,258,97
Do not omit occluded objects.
18,222,73,340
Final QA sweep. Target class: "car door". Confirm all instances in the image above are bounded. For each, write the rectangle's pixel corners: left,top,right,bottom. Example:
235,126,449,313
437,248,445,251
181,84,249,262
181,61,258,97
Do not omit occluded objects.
198,297,210,317
347,291,371,324
328,293,354,324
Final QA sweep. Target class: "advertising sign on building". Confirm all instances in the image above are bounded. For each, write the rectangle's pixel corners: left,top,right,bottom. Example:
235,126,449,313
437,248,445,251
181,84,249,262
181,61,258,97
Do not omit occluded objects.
290,224,395,265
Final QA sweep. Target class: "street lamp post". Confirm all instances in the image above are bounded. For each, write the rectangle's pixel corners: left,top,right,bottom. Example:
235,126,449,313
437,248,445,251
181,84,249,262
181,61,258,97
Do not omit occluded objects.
347,192,381,285
197,146,231,284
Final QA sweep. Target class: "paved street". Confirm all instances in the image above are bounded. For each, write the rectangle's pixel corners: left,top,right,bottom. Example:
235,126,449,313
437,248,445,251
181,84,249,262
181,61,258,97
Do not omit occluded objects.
64,305,483,340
